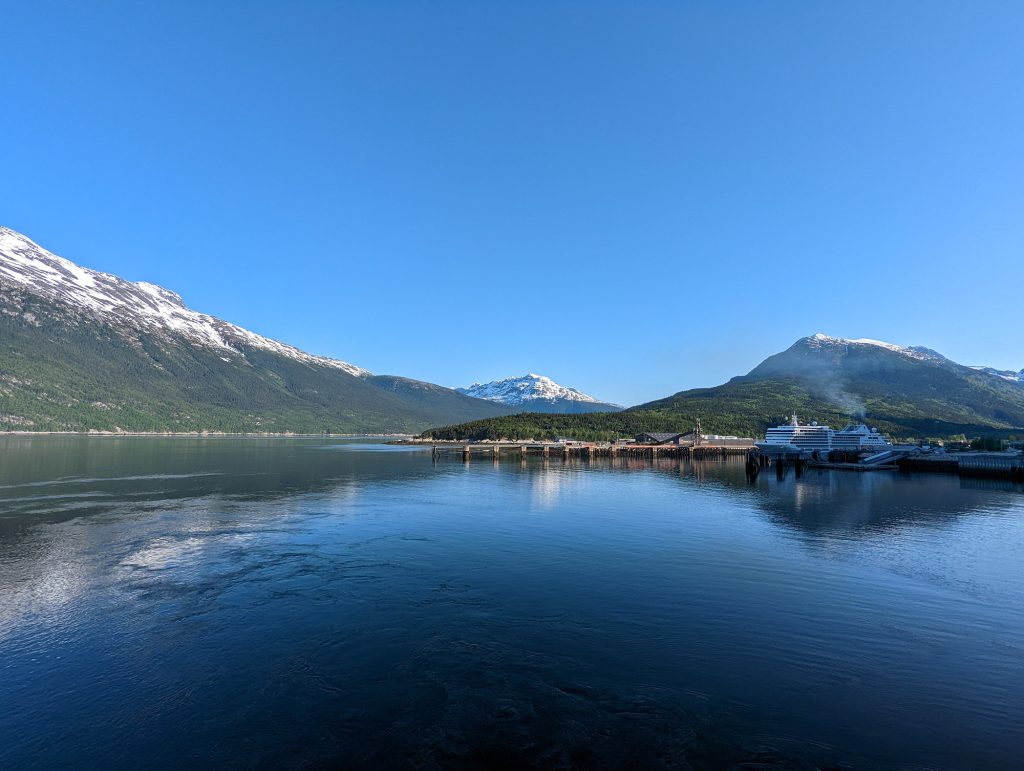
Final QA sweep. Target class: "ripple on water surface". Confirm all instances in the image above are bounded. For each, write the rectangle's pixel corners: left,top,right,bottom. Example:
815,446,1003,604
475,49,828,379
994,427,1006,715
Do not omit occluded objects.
0,436,1022,769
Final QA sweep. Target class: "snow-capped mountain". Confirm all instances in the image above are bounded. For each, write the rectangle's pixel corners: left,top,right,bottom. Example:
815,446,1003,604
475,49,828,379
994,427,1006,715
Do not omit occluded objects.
970,366,1024,384
804,333,949,364
733,331,1024,432
435,332,1024,441
805,334,1022,384
751,332,1000,383
623,331,1024,440
0,226,510,433
457,374,622,414
0,226,369,376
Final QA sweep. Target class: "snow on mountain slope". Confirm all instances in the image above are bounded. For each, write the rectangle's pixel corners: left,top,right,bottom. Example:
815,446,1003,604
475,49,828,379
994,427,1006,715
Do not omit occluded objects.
970,366,1024,384
807,333,949,363
807,334,1023,381
457,374,615,406
0,226,369,377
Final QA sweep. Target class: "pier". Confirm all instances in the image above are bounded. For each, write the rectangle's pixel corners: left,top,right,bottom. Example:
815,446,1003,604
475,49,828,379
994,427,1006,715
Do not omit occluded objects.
744,447,1024,482
900,452,1024,482
744,449,812,479
430,442,751,462
423,441,1024,482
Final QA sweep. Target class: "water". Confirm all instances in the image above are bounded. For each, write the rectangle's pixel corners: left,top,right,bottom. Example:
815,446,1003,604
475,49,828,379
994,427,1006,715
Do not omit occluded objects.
1,436,1022,769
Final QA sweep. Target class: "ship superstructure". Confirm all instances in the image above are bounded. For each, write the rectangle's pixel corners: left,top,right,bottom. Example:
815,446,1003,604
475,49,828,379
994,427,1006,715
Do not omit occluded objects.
756,414,892,455
832,424,891,450
756,414,835,454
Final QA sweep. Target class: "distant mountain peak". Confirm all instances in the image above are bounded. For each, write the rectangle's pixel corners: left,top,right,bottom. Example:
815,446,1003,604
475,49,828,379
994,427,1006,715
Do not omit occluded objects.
0,225,370,377
459,373,599,404
457,374,621,413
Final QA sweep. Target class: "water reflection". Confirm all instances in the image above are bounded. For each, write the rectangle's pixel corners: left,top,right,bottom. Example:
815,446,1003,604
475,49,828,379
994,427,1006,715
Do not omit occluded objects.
574,454,1024,537
1,438,1023,769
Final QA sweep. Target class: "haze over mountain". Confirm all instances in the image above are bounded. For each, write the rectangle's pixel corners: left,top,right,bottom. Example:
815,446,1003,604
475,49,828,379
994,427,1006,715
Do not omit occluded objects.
457,374,621,414
0,227,510,433
704,333,1024,434
424,333,1024,441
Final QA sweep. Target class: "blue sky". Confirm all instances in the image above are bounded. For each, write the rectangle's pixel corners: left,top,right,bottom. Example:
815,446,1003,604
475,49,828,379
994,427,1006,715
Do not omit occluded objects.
3,1,1022,406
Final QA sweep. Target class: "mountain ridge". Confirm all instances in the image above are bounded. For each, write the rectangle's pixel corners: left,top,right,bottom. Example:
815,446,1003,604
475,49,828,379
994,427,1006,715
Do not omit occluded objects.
0,226,510,433
422,333,1024,442
970,365,1024,384
0,226,370,377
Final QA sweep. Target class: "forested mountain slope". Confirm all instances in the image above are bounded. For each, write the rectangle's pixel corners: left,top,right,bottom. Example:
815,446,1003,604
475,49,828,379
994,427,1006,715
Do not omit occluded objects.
423,335,1024,441
0,227,508,433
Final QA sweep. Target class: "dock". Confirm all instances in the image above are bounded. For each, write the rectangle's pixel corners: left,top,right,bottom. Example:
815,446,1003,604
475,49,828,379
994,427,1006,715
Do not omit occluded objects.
424,441,1024,482
750,447,1024,481
899,452,1024,481
430,442,751,462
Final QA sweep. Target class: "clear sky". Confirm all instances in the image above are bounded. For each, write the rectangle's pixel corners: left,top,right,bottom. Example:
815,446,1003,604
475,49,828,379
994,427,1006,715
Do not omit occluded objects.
3,1,1022,406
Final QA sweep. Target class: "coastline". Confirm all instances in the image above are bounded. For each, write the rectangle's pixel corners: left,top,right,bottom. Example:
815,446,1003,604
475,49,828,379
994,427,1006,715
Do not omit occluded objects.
0,431,415,438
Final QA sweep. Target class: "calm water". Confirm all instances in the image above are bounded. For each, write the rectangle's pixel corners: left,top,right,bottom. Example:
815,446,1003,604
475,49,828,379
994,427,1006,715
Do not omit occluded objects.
1,437,1022,770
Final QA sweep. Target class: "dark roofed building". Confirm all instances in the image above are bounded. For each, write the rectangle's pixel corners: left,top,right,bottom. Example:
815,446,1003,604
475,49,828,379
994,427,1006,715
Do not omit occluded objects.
635,432,683,445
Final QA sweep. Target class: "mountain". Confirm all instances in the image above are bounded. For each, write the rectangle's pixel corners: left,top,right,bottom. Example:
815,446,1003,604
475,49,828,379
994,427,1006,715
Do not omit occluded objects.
0,226,510,433
683,332,1024,435
456,374,622,414
422,333,1024,441
970,365,1024,384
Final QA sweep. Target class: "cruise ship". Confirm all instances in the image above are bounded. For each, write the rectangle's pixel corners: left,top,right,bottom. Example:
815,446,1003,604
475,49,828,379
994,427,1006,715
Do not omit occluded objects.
832,423,891,450
756,414,834,454
756,414,891,455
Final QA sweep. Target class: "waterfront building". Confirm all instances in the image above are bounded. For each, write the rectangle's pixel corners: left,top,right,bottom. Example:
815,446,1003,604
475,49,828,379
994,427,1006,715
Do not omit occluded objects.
635,432,684,445
678,432,755,448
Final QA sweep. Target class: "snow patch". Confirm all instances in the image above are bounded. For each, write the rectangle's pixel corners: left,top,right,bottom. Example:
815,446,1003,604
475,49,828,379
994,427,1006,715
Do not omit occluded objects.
0,226,370,377
970,365,1024,383
807,333,946,363
457,373,613,406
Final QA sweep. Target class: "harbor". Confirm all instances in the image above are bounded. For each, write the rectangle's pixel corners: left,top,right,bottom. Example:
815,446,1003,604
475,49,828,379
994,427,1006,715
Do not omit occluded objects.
745,413,1024,481
421,412,1024,482
427,442,1023,482
746,448,1024,482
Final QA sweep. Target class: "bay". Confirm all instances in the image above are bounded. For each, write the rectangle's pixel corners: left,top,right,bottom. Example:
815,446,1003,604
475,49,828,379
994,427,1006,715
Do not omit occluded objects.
1,436,1022,769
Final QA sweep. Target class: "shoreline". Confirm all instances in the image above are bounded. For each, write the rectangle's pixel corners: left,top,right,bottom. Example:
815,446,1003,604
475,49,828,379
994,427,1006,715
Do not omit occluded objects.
0,431,415,438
